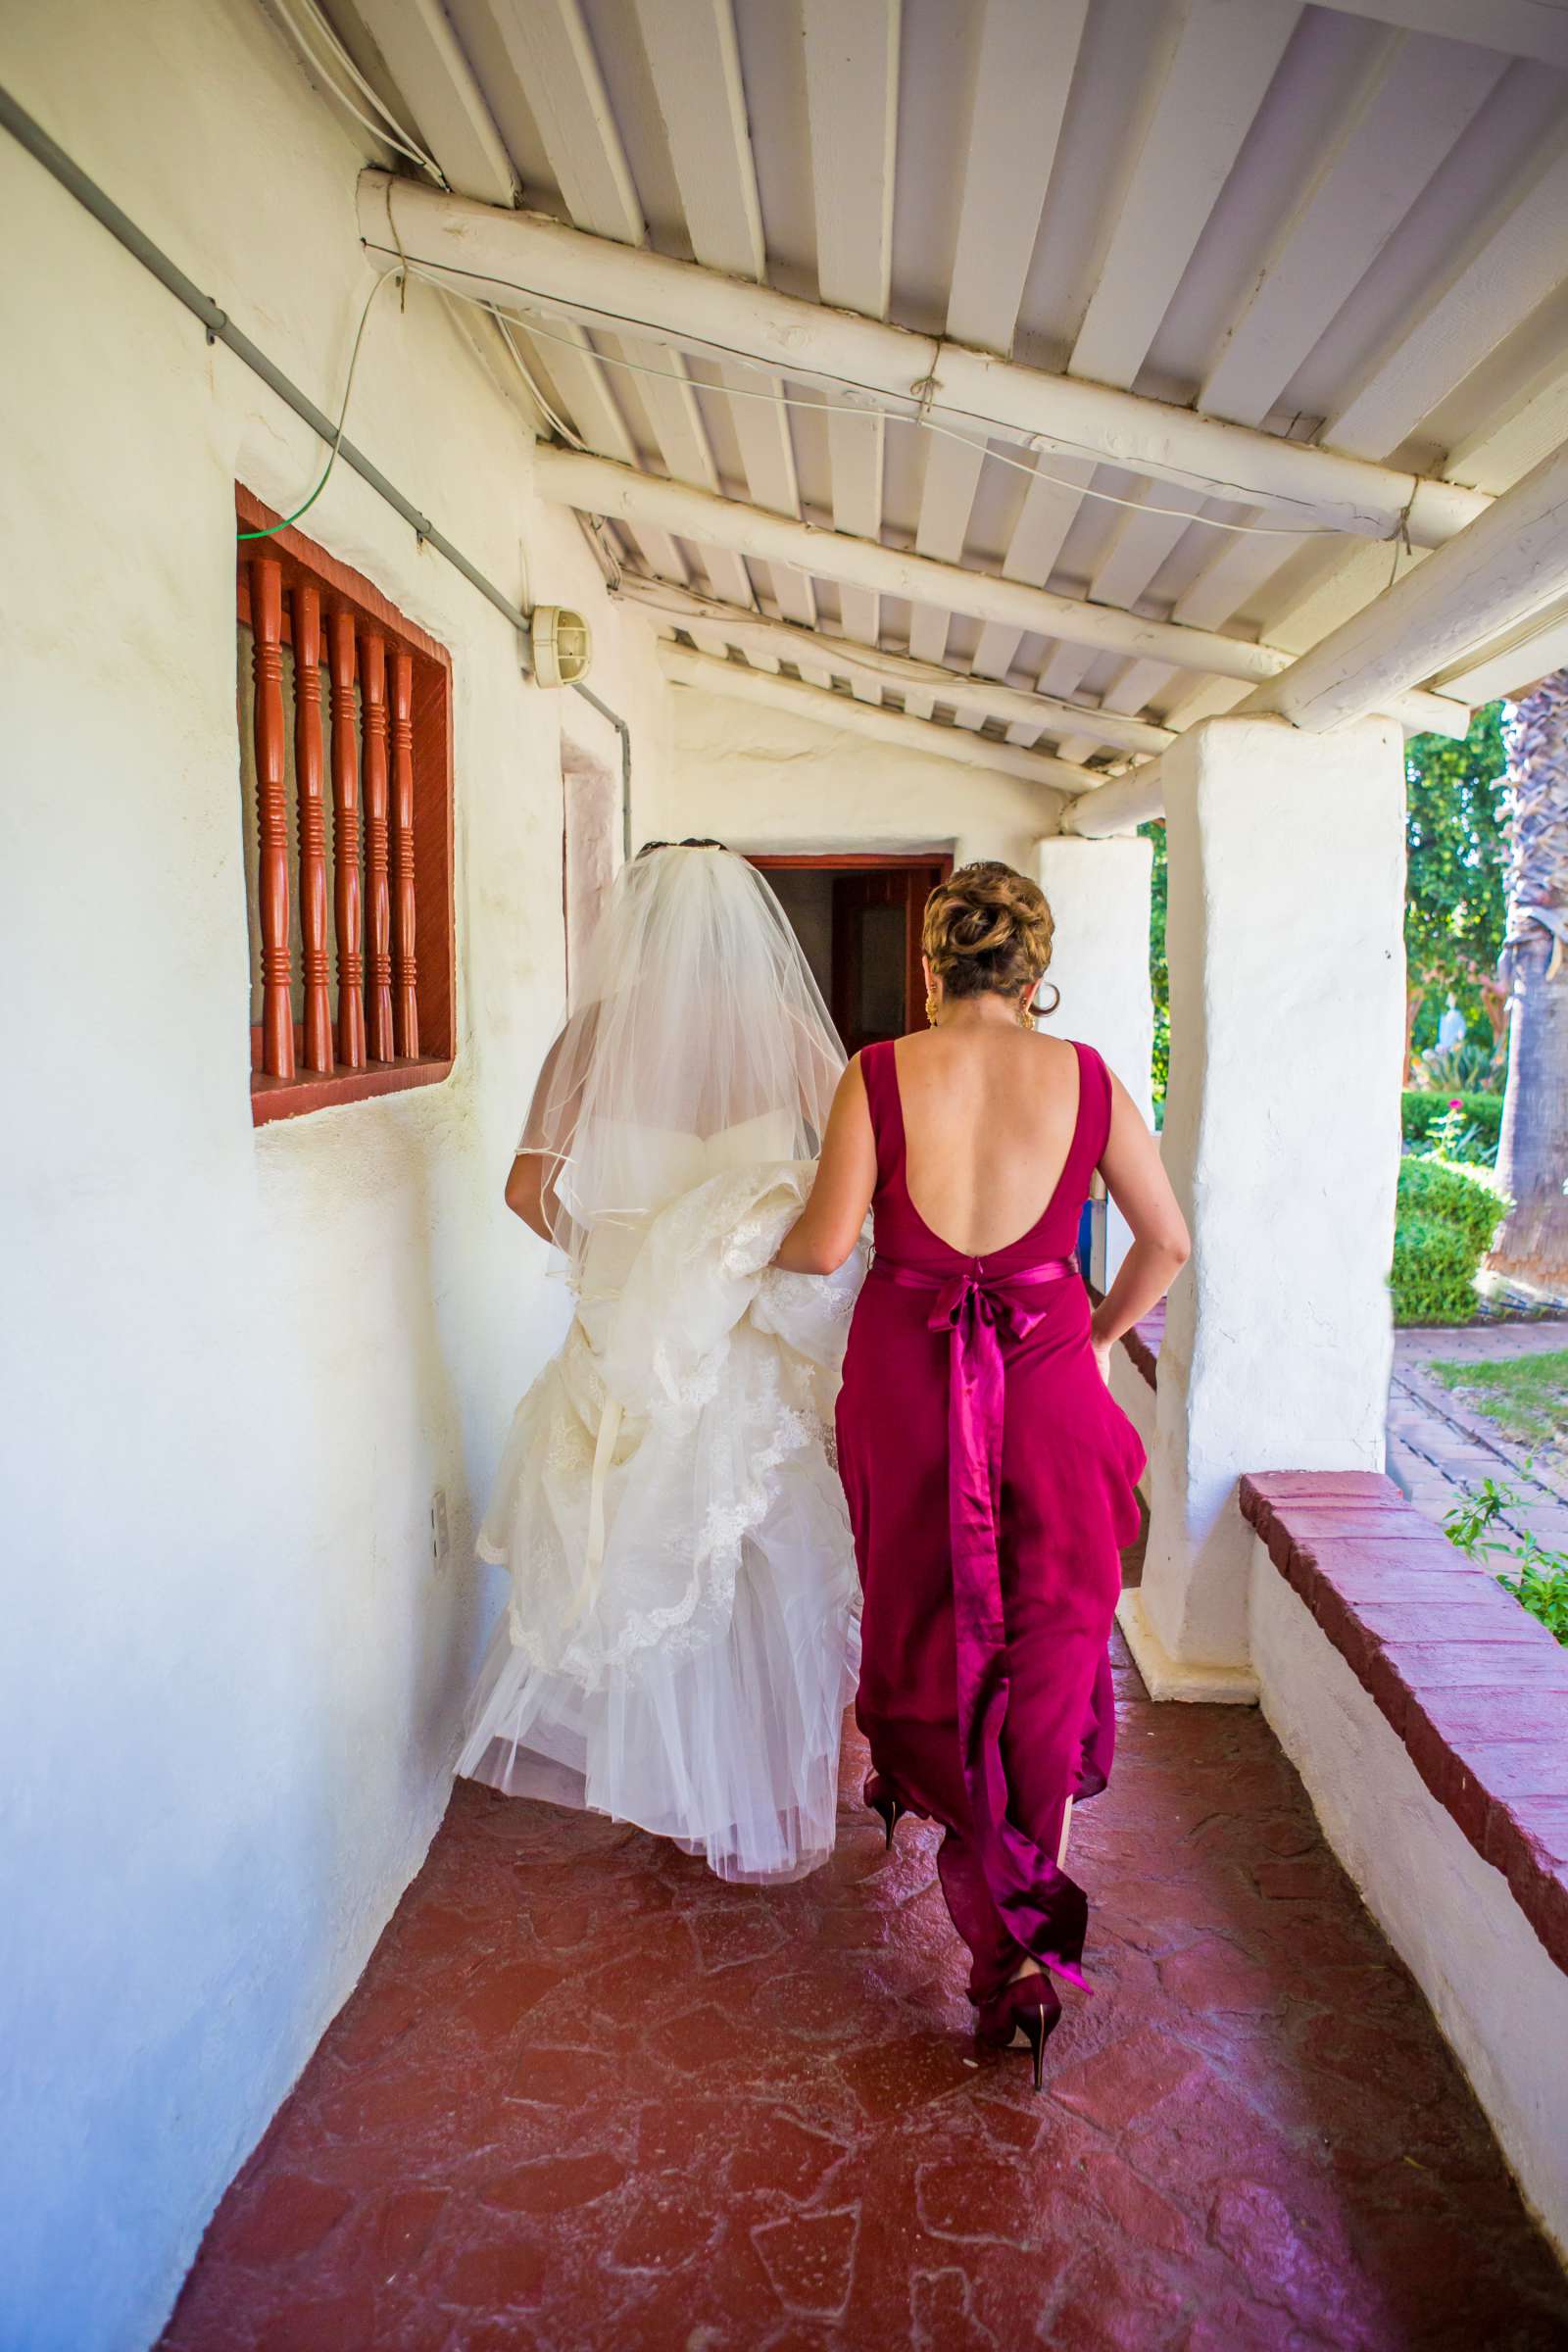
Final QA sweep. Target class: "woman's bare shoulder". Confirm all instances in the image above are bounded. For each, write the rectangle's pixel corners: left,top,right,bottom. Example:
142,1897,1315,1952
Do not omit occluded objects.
896,1025,1078,1063
1026,1030,1083,1088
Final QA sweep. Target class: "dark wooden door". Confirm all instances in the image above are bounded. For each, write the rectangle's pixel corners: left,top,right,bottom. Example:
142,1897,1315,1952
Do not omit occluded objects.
830,862,948,1053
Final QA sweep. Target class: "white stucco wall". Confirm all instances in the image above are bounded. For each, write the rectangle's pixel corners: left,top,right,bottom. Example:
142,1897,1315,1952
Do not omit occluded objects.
1038,835,1155,1279
1035,836,1154,1116
655,681,1065,869
0,6,667,2346
1250,1552,1568,2260
1128,713,1405,1695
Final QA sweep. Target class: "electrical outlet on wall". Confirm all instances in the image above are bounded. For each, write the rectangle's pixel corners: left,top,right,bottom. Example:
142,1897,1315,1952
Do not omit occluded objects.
430,1487,451,1571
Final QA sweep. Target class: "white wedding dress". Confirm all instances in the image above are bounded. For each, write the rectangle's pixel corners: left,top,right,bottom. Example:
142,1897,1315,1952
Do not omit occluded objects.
457,849,865,1884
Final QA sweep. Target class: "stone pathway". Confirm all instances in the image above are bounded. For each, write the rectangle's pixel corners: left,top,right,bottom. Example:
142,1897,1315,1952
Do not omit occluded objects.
159,1635,1568,2352
1388,1320,1568,1560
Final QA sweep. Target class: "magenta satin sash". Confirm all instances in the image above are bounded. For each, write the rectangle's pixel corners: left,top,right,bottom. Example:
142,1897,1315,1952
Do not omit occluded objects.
868,1249,1096,1993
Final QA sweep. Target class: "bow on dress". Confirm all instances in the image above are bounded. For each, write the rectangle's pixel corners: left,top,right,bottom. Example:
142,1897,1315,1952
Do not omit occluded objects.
871,1251,1096,1991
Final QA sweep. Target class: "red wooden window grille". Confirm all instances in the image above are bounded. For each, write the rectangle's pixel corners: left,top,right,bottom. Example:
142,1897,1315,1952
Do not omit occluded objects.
235,487,454,1123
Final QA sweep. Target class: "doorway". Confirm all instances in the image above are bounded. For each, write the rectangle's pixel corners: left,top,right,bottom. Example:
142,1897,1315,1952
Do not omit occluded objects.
750,855,953,1054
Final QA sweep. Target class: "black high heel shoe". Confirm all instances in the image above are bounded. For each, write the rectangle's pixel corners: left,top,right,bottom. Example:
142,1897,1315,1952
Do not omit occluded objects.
863,1777,908,1848
976,1969,1062,2092
869,1792,907,1848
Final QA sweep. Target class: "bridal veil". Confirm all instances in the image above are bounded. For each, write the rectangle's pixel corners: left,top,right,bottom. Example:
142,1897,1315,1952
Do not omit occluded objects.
458,844,864,1883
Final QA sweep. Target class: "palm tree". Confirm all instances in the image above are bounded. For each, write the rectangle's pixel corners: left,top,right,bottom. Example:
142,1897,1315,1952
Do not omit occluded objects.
1491,673,1568,1287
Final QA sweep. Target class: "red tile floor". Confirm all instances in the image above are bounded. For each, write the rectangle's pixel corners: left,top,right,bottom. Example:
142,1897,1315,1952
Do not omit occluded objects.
160,1632,1568,2352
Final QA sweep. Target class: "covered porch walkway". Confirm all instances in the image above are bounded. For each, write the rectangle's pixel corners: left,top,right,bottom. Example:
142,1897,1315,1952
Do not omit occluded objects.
159,1627,1568,2352
10,2,1568,2343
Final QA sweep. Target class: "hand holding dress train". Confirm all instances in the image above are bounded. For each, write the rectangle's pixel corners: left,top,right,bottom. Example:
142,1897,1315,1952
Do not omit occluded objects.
459,846,866,1884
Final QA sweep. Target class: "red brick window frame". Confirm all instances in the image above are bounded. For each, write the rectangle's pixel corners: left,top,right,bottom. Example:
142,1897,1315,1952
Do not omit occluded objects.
236,486,455,1124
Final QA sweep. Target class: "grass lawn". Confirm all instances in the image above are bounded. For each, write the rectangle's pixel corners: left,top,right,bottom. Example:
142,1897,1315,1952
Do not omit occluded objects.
1431,1348,1568,1457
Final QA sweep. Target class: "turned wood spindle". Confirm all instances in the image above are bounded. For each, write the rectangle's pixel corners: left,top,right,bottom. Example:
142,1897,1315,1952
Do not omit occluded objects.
359,626,396,1061
390,646,420,1059
292,583,333,1074
328,609,367,1070
249,557,295,1081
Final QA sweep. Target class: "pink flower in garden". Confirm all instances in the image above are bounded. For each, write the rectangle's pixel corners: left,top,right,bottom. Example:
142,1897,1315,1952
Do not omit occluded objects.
1448,1098,1461,1108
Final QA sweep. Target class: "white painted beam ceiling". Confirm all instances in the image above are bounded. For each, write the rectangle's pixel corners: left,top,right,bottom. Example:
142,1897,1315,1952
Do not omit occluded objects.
314,0,1568,811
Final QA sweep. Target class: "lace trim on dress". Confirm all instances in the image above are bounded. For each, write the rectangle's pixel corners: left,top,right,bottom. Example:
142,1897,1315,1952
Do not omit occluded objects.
473,1159,865,1694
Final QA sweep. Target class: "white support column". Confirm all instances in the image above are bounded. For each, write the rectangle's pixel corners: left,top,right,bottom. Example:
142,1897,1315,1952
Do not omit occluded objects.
1037,836,1153,1284
1121,713,1406,1702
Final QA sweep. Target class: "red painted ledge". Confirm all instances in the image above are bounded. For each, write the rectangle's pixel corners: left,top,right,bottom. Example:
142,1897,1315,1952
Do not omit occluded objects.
1239,1470,1568,1979
251,1056,454,1125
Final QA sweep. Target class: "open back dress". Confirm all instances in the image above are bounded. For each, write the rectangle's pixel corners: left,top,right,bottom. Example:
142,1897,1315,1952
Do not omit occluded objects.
835,1036,1146,2006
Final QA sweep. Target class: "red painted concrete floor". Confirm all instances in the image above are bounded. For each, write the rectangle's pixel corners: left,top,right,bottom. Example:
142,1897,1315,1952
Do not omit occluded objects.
160,1633,1568,2352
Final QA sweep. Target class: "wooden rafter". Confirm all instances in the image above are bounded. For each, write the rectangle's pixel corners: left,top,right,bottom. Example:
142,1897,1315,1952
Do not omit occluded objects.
1324,137,1568,464
1068,0,1298,395
1000,0,1298,738
359,172,1490,548
351,0,518,205
630,0,815,628
659,642,1095,793
470,0,753,606
532,444,1469,735
1239,435,1568,732
1045,24,1511,745
1157,111,1568,728
1320,0,1568,71
1067,433,1568,832
904,0,1090,674
803,0,900,667
613,575,1175,757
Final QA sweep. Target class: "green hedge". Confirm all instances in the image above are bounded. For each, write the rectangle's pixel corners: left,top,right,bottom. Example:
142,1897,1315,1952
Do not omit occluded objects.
1400,1090,1502,1161
1397,1156,1508,1254
1391,1156,1509,1326
1391,1213,1485,1325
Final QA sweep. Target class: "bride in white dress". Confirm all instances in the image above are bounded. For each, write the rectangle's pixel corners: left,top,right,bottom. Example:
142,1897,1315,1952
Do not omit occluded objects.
458,839,866,1883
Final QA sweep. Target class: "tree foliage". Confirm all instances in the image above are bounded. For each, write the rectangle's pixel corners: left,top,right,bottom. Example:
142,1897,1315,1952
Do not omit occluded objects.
1139,704,1505,1111
1492,670,1568,1282
1404,703,1508,1068
1141,817,1168,1106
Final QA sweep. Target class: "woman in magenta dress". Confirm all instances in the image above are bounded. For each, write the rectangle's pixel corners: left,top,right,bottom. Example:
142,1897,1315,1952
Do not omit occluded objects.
776,861,1189,2082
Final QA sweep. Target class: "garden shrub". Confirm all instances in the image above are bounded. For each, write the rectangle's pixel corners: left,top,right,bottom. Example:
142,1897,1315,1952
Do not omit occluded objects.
1391,1213,1484,1324
1391,1156,1510,1325
1397,1156,1508,1254
1400,1090,1502,1162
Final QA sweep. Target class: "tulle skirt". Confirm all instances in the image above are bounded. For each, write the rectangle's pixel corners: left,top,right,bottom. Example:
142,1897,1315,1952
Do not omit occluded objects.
457,1161,864,1883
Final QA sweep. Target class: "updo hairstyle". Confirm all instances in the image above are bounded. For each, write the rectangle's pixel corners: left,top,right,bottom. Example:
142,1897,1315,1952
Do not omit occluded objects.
922,860,1058,1010
636,835,728,858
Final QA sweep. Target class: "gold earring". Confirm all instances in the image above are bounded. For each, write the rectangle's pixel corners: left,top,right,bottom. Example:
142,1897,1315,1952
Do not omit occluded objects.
925,990,941,1025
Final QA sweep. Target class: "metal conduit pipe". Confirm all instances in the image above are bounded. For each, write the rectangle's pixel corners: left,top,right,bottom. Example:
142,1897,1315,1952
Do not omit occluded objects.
0,78,637,819
566,680,635,860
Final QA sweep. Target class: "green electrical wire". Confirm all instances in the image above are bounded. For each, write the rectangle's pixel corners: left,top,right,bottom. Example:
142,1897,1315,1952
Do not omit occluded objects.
237,266,404,542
